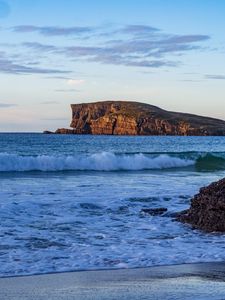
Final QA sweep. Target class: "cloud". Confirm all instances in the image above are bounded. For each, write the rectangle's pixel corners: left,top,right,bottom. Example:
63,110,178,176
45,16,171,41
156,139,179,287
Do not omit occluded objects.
163,35,210,44
0,51,71,75
63,32,209,68
56,25,209,68
87,53,176,68
121,24,160,35
0,102,17,108
14,23,211,70
22,42,57,52
0,57,71,75
67,79,85,85
205,74,225,80
12,25,92,36
45,76,73,80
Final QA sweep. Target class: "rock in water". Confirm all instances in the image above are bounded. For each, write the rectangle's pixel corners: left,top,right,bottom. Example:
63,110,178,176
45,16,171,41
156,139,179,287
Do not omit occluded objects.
55,128,75,134
177,178,225,232
43,130,53,134
141,208,168,216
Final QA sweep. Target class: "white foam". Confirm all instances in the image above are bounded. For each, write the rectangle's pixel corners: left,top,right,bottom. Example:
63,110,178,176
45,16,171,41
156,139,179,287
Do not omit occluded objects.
0,152,195,172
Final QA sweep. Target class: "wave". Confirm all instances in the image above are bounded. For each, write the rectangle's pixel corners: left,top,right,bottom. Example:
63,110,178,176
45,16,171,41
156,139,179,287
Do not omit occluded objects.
195,153,225,171
0,152,224,172
0,152,194,172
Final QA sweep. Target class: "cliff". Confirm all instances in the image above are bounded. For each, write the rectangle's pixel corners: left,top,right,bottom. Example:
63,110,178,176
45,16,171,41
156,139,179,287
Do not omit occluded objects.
54,101,225,135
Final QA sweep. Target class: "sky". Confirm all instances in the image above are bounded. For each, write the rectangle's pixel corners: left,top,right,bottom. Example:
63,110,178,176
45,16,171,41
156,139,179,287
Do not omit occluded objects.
0,0,225,132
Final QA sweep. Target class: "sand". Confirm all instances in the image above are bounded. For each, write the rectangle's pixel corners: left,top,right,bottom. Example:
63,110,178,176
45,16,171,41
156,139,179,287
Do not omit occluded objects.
1,262,225,299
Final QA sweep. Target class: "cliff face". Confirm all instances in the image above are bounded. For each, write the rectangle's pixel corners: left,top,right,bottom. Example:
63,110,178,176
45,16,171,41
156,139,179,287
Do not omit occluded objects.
56,101,225,135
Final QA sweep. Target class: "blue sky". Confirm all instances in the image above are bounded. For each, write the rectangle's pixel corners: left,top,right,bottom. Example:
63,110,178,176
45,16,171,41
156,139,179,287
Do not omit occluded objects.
0,0,225,131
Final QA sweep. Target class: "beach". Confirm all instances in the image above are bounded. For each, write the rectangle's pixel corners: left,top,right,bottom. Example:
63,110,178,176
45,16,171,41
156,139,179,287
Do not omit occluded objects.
1,262,225,299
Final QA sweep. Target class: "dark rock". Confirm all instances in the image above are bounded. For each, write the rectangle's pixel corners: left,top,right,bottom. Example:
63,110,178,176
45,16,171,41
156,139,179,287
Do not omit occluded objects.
55,128,75,134
43,130,54,134
141,207,168,216
177,178,225,232
165,210,189,218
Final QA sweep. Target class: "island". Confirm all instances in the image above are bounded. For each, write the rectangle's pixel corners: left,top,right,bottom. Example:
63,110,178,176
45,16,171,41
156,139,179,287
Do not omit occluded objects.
45,101,225,135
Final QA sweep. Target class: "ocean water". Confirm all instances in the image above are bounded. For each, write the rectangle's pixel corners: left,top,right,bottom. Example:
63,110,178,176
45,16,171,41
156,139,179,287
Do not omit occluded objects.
0,133,225,277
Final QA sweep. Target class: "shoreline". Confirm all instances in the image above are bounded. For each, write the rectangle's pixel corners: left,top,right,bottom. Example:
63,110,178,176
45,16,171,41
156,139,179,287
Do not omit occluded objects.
0,260,225,279
1,262,225,299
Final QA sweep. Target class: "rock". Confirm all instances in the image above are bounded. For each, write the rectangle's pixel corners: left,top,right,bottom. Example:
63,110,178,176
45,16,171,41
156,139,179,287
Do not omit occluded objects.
177,178,225,232
141,207,168,216
167,210,188,218
68,101,225,135
55,128,75,134
43,130,54,134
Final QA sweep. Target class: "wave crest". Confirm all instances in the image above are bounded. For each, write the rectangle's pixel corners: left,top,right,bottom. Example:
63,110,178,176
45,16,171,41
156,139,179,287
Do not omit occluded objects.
0,152,194,172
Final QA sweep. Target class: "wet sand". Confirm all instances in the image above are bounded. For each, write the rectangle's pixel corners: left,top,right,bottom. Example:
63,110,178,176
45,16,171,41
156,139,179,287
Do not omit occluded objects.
1,262,225,299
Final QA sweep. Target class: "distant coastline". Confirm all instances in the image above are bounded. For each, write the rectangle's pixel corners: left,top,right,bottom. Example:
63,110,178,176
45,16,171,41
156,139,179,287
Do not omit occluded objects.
44,101,225,136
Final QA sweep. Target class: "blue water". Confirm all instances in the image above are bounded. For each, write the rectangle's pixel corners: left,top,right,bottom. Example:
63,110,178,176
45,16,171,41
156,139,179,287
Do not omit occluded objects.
0,134,225,276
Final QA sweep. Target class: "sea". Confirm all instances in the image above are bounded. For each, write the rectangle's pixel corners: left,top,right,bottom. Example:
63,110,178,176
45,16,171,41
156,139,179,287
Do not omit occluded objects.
0,133,225,277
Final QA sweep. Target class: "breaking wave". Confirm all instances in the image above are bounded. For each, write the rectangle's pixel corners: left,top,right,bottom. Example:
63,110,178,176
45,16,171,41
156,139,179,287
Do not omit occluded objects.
0,152,224,172
0,152,194,172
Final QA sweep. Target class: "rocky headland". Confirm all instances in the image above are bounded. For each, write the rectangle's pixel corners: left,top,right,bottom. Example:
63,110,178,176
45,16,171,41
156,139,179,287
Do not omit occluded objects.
177,177,225,232
47,101,225,136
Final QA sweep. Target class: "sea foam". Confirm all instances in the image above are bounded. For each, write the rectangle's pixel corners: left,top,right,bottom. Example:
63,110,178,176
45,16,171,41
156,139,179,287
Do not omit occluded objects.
0,152,194,172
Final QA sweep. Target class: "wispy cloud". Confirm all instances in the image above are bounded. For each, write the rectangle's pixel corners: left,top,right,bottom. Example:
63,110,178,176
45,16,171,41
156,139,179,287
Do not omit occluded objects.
45,76,74,80
62,31,209,68
0,58,71,74
0,102,17,108
120,24,160,36
67,79,85,85
0,50,71,75
22,42,57,52
12,25,92,36
11,23,211,70
205,74,225,80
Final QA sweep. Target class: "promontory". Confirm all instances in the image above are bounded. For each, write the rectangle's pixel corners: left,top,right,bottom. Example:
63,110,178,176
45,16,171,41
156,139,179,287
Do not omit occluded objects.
46,101,225,135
